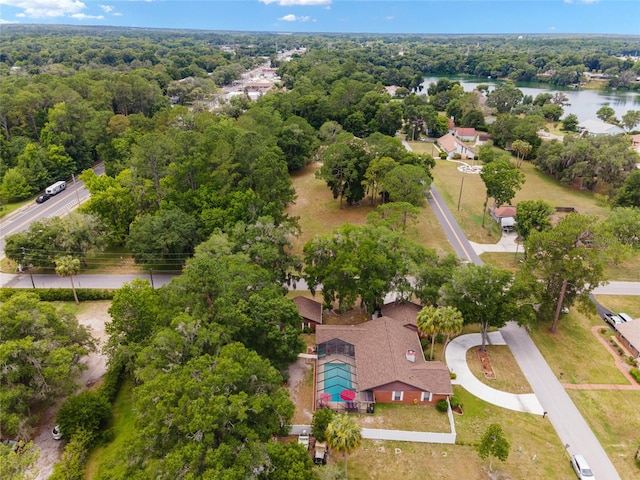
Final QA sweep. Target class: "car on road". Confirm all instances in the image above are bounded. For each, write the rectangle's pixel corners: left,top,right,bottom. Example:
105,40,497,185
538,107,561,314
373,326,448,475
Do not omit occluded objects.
52,425,62,440
618,312,634,323
36,193,51,203
570,454,595,479
603,313,624,328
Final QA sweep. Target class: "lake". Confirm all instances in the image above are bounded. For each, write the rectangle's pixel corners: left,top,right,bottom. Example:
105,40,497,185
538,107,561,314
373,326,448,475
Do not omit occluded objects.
422,76,640,121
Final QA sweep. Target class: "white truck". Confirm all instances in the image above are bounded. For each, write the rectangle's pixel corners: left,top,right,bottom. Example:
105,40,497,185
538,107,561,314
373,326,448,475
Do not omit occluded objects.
45,181,66,195
314,441,328,465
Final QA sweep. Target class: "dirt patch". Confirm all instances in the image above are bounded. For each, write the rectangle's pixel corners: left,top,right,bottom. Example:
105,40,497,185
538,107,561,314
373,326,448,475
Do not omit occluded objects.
477,349,496,379
33,301,112,480
288,357,314,424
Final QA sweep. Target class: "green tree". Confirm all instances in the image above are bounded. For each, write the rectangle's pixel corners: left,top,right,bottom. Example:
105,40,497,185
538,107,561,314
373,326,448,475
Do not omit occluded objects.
130,344,295,478
56,390,112,441
106,279,161,348
486,82,523,114
562,113,579,132
596,105,616,123
601,207,640,250
417,305,463,360
614,170,640,207
477,423,510,473
0,168,33,202
382,164,431,207
480,158,525,227
513,200,554,254
0,441,39,480
439,265,518,351
510,139,532,168
311,408,336,443
362,156,398,205
127,208,199,266
325,414,362,478
621,110,640,131
54,256,81,304
518,214,610,332
413,251,460,305
0,293,92,436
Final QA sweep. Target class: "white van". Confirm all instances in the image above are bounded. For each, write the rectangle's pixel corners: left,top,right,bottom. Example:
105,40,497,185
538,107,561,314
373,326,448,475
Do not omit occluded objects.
45,181,66,195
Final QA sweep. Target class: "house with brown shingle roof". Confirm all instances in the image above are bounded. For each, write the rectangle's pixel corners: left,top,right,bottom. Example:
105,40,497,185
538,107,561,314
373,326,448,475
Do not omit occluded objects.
615,319,640,359
315,312,452,412
437,133,476,160
293,296,323,332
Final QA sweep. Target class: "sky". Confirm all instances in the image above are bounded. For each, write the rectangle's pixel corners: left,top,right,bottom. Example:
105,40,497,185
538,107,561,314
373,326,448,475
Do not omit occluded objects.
0,0,639,36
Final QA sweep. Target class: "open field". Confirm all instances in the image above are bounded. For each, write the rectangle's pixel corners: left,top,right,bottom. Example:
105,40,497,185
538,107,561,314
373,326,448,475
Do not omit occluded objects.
530,309,629,385
593,295,640,318
409,141,611,243
287,162,453,256
348,386,574,480
530,306,640,478
567,389,640,479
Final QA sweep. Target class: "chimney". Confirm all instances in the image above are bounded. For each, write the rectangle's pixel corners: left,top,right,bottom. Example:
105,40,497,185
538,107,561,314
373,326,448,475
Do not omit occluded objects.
406,349,416,363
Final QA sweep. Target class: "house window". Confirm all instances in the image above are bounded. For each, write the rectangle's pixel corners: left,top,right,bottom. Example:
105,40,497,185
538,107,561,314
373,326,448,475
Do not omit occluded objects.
392,391,403,401
421,392,432,402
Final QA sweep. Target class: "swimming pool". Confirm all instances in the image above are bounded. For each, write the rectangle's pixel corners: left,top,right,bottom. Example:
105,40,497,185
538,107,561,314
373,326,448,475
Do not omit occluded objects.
323,362,353,402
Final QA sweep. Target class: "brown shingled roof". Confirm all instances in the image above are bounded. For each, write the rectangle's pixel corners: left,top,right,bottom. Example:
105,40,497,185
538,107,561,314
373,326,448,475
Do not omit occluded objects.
316,316,452,395
293,296,323,324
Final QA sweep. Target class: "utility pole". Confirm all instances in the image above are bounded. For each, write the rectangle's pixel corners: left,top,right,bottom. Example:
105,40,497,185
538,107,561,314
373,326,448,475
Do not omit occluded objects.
457,177,465,211
72,174,81,205
21,247,35,288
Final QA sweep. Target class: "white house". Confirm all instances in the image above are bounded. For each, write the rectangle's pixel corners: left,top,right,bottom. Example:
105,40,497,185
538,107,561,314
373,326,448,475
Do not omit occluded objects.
577,119,624,136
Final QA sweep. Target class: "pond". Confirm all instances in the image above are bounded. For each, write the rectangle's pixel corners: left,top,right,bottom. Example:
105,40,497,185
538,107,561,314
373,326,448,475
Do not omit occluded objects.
422,76,640,121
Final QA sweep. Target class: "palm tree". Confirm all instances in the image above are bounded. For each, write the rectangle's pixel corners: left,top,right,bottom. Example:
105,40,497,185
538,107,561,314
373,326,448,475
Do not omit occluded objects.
438,306,464,360
54,255,81,304
511,139,532,168
325,414,362,478
416,305,439,360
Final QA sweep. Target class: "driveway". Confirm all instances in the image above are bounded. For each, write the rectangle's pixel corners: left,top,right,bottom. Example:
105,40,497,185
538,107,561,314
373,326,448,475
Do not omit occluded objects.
446,330,544,415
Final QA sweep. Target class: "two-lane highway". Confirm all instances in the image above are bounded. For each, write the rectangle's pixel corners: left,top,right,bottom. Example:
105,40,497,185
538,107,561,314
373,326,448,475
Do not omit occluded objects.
0,163,104,257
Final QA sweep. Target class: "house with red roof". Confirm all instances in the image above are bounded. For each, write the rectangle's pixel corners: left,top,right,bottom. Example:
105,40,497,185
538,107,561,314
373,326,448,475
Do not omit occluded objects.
437,133,476,159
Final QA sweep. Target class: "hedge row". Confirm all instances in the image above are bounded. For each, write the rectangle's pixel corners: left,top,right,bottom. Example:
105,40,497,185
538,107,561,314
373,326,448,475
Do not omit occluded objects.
630,368,640,384
0,288,115,302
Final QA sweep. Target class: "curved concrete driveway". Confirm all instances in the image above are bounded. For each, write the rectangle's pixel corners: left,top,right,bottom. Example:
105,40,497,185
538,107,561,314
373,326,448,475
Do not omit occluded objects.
446,331,545,415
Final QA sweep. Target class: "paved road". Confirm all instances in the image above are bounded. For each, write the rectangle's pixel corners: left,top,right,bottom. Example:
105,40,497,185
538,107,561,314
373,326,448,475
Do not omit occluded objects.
406,142,622,479
500,322,620,479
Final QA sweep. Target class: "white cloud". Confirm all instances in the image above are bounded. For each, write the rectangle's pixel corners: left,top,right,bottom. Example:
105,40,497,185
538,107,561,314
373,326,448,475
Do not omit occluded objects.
71,12,103,19
112,11,121,16
261,0,331,6
99,4,113,12
0,0,87,18
385,15,394,21
0,17,18,23
279,13,311,22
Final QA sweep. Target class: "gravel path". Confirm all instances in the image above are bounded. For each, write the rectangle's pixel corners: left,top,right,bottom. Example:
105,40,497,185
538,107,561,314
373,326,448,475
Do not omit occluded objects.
33,302,111,480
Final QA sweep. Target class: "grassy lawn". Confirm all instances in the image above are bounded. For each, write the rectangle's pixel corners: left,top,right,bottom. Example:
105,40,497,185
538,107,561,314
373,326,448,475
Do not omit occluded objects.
84,379,136,480
414,142,611,244
567,389,640,479
287,161,453,256
530,310,629,385
348,385,574,480
0,198,31,219
466,345,533,394
592,295,640,318
356,402,451,433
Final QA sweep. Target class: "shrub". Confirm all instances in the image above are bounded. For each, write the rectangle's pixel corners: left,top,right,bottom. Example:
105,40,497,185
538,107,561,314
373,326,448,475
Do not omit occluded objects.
436,399,449,413
450,372,457,380
439,151,447,160
449,396,461,409
49,429,93,480
56,391,112,442
311,407,335,442
630,368,640,384
0,288,114,302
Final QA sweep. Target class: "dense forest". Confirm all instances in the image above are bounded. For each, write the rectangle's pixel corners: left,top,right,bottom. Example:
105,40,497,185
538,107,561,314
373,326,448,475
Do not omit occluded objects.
2,27,640,479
